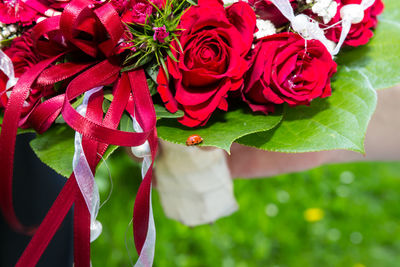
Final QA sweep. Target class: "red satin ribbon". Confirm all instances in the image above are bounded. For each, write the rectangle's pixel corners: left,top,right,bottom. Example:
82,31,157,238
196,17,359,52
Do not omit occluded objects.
0,55,64,235
0,0,158,265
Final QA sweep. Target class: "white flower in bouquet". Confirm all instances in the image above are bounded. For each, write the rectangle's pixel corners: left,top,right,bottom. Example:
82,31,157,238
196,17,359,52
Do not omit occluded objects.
255,19,276,39
307,0,338,23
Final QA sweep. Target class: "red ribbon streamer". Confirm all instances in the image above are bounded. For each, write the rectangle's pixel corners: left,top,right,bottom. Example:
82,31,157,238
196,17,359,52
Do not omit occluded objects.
0,0,158,265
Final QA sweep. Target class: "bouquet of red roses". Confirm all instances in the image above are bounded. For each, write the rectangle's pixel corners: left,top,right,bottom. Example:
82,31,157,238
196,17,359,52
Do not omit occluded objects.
0,0,399,266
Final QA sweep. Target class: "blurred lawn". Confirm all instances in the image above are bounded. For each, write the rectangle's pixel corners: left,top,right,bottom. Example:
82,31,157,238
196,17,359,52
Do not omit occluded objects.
92,149,400,267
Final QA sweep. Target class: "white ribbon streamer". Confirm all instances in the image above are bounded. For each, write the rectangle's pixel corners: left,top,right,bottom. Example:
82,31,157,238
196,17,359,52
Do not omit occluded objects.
269,0,334,53
131,117,155,267
0,49,18,89
331,0,375,55
73,87,103,242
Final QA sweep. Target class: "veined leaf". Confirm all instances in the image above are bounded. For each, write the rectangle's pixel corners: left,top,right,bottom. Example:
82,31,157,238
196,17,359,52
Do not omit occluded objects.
30,124,119,178
237,69,377,153
157,106,283,152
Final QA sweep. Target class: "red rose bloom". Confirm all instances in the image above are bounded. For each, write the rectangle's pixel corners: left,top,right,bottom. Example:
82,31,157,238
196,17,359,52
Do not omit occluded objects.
243,32,337,113
157,0,256,127
325,0,384,47
0,31,47,125
248,0,297,27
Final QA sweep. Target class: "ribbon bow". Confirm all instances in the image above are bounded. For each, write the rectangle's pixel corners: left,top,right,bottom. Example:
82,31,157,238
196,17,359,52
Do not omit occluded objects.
0,0,158,266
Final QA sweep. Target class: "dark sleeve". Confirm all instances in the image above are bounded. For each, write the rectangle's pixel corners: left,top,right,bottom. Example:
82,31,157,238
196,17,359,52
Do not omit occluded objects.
0,133,73,267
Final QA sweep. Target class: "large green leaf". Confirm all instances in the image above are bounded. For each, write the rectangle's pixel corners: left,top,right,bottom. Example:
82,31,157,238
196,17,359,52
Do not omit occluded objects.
30,124,119,178
30,125,76,177
157,106,283,152
237,69,377,153
336,0,400,90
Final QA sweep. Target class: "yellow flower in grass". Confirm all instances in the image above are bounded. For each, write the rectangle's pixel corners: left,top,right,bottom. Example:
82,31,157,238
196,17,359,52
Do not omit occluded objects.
304,208,324,222
353,264,366,267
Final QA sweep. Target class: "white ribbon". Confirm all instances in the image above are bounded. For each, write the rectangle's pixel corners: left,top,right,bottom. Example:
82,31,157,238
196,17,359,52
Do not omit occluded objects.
131,116,155,267
331,0,375,55
269,0,375,56
73,87,103,242
269,0,334,53
0,49,18,90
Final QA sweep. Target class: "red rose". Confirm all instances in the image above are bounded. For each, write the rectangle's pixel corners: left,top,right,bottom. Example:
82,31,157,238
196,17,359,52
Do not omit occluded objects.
0,31,46,124
157,0,256,127
243,32,337,113
325,0,384,47
248,0,297,27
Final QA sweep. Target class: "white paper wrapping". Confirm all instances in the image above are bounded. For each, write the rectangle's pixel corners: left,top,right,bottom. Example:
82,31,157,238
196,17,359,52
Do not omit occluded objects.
155,140,238,226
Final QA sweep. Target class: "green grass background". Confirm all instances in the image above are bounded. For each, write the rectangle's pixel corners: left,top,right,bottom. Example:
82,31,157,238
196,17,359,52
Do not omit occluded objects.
91,149,400,267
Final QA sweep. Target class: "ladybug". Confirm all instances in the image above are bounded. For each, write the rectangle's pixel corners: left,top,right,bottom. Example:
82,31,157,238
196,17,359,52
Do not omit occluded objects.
186,134,203,146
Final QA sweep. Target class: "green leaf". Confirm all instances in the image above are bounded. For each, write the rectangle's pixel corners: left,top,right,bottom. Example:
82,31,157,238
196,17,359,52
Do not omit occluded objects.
237,69,377,153
157,106,283,152
186,0,197,6
30,124,119,178
154,104,184,119
30,125,76,177
119,113,134,132
0,37,15,47
147,78,158,96
336,0,400,90
166,49,178,62
145,64,159,83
